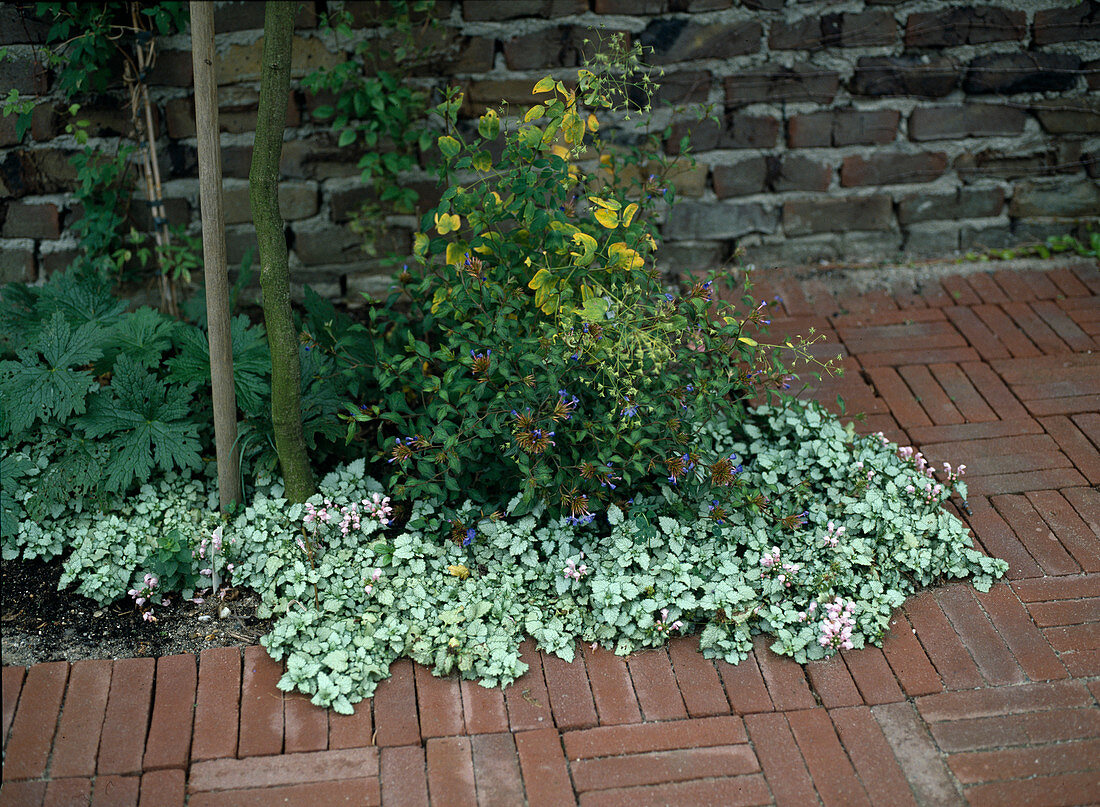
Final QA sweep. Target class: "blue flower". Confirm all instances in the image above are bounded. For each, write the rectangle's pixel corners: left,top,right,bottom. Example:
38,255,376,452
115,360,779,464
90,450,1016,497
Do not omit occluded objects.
463,528,476,546
664,293,674,302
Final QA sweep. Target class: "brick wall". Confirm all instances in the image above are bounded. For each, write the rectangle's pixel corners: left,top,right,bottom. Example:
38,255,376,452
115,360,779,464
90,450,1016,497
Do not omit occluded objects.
1,0,1097,295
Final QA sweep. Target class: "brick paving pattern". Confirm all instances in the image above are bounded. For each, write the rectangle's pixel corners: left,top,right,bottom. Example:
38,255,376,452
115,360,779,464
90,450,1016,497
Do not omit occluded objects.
2,264,1098,805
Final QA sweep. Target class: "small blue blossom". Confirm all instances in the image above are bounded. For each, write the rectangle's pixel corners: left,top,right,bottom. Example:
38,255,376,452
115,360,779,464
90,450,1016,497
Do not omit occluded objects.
463,528,476,546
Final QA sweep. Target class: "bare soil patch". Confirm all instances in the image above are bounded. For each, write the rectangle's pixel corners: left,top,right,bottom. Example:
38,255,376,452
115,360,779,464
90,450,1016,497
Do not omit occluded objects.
1,557,271,667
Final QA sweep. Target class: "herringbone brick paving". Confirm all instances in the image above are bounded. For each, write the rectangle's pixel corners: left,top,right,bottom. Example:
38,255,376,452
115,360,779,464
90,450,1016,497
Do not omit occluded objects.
2,263,1098,806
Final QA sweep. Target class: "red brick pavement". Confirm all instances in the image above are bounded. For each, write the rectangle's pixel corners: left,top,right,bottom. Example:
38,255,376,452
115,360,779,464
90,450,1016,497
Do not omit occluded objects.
3,264,1099,805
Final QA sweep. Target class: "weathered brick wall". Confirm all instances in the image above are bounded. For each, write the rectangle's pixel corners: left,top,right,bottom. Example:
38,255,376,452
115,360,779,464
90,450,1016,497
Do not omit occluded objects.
1,0,1098,295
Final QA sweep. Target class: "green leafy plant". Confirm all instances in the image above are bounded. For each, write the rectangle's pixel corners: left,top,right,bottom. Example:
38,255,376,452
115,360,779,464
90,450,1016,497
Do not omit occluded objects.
962,227,1100,263
4,4,191,305
5,403,1003,713
32,2,189,97
349,57,830,526
0,271,201,520
0,45,36,140
302,1,439,260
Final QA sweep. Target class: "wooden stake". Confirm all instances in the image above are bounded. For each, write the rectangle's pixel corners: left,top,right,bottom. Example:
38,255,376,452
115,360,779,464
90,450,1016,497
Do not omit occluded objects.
191,0,242,512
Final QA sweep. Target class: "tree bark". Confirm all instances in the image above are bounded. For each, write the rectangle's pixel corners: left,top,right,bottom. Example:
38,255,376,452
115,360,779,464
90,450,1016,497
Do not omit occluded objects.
190,1,241,512
250,1,315,502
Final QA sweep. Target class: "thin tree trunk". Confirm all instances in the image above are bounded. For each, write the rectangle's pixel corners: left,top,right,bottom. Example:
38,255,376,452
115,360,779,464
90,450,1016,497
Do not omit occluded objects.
190,1,241,513
250,1,314,502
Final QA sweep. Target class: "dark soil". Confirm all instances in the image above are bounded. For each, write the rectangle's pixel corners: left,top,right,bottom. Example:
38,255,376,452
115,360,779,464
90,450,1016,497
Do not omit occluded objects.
1,556,272,667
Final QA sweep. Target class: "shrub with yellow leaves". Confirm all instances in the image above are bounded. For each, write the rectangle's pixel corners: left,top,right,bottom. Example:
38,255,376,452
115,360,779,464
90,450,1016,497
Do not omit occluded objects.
350,35,834,533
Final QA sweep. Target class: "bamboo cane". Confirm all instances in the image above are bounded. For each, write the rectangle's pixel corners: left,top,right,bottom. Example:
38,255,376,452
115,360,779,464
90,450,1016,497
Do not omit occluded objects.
126,2,178,316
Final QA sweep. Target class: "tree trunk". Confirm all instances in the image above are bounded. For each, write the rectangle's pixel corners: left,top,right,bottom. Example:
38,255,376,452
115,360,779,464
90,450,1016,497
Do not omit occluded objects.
190,1,241,512
250,1,315,502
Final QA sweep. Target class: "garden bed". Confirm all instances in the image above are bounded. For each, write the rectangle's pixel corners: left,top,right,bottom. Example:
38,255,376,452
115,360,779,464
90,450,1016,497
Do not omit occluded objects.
0,556,270,667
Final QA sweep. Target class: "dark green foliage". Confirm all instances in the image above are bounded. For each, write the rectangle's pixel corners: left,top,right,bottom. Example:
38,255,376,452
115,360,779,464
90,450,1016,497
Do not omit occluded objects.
0,312,102,437
148,528,202,594
0,453,34,537
81,354,202,493
103,306,180,369
302,1,439,259
34,2,189,96
299,286,381,404
168,316,271,418
0,266,371,524
0,272,202,517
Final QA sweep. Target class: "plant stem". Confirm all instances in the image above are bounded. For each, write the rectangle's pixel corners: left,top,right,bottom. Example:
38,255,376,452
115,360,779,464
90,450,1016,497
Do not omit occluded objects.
250,1,315,502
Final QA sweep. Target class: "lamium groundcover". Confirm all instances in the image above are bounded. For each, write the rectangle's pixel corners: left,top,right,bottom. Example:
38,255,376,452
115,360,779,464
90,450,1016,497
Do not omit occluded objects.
0,57,1006,714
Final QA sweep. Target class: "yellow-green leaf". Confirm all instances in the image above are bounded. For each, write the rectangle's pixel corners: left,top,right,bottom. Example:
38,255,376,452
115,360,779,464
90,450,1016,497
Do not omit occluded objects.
532,76,555,94
472,151,492,171
477,109,500,140
562,112,583,144
528,267,552,291
593,208,619,229
434,212,461,234
608,242,644,270
570,232,598,266
579,296,609,322
447,564,470,580
524,104,545,122
622,203,639,227
446,242,469,266
587,196,622,212
437,135,461,160
738,337,758,346
587,113,599,132
540,117,561,146
413,232,429,257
